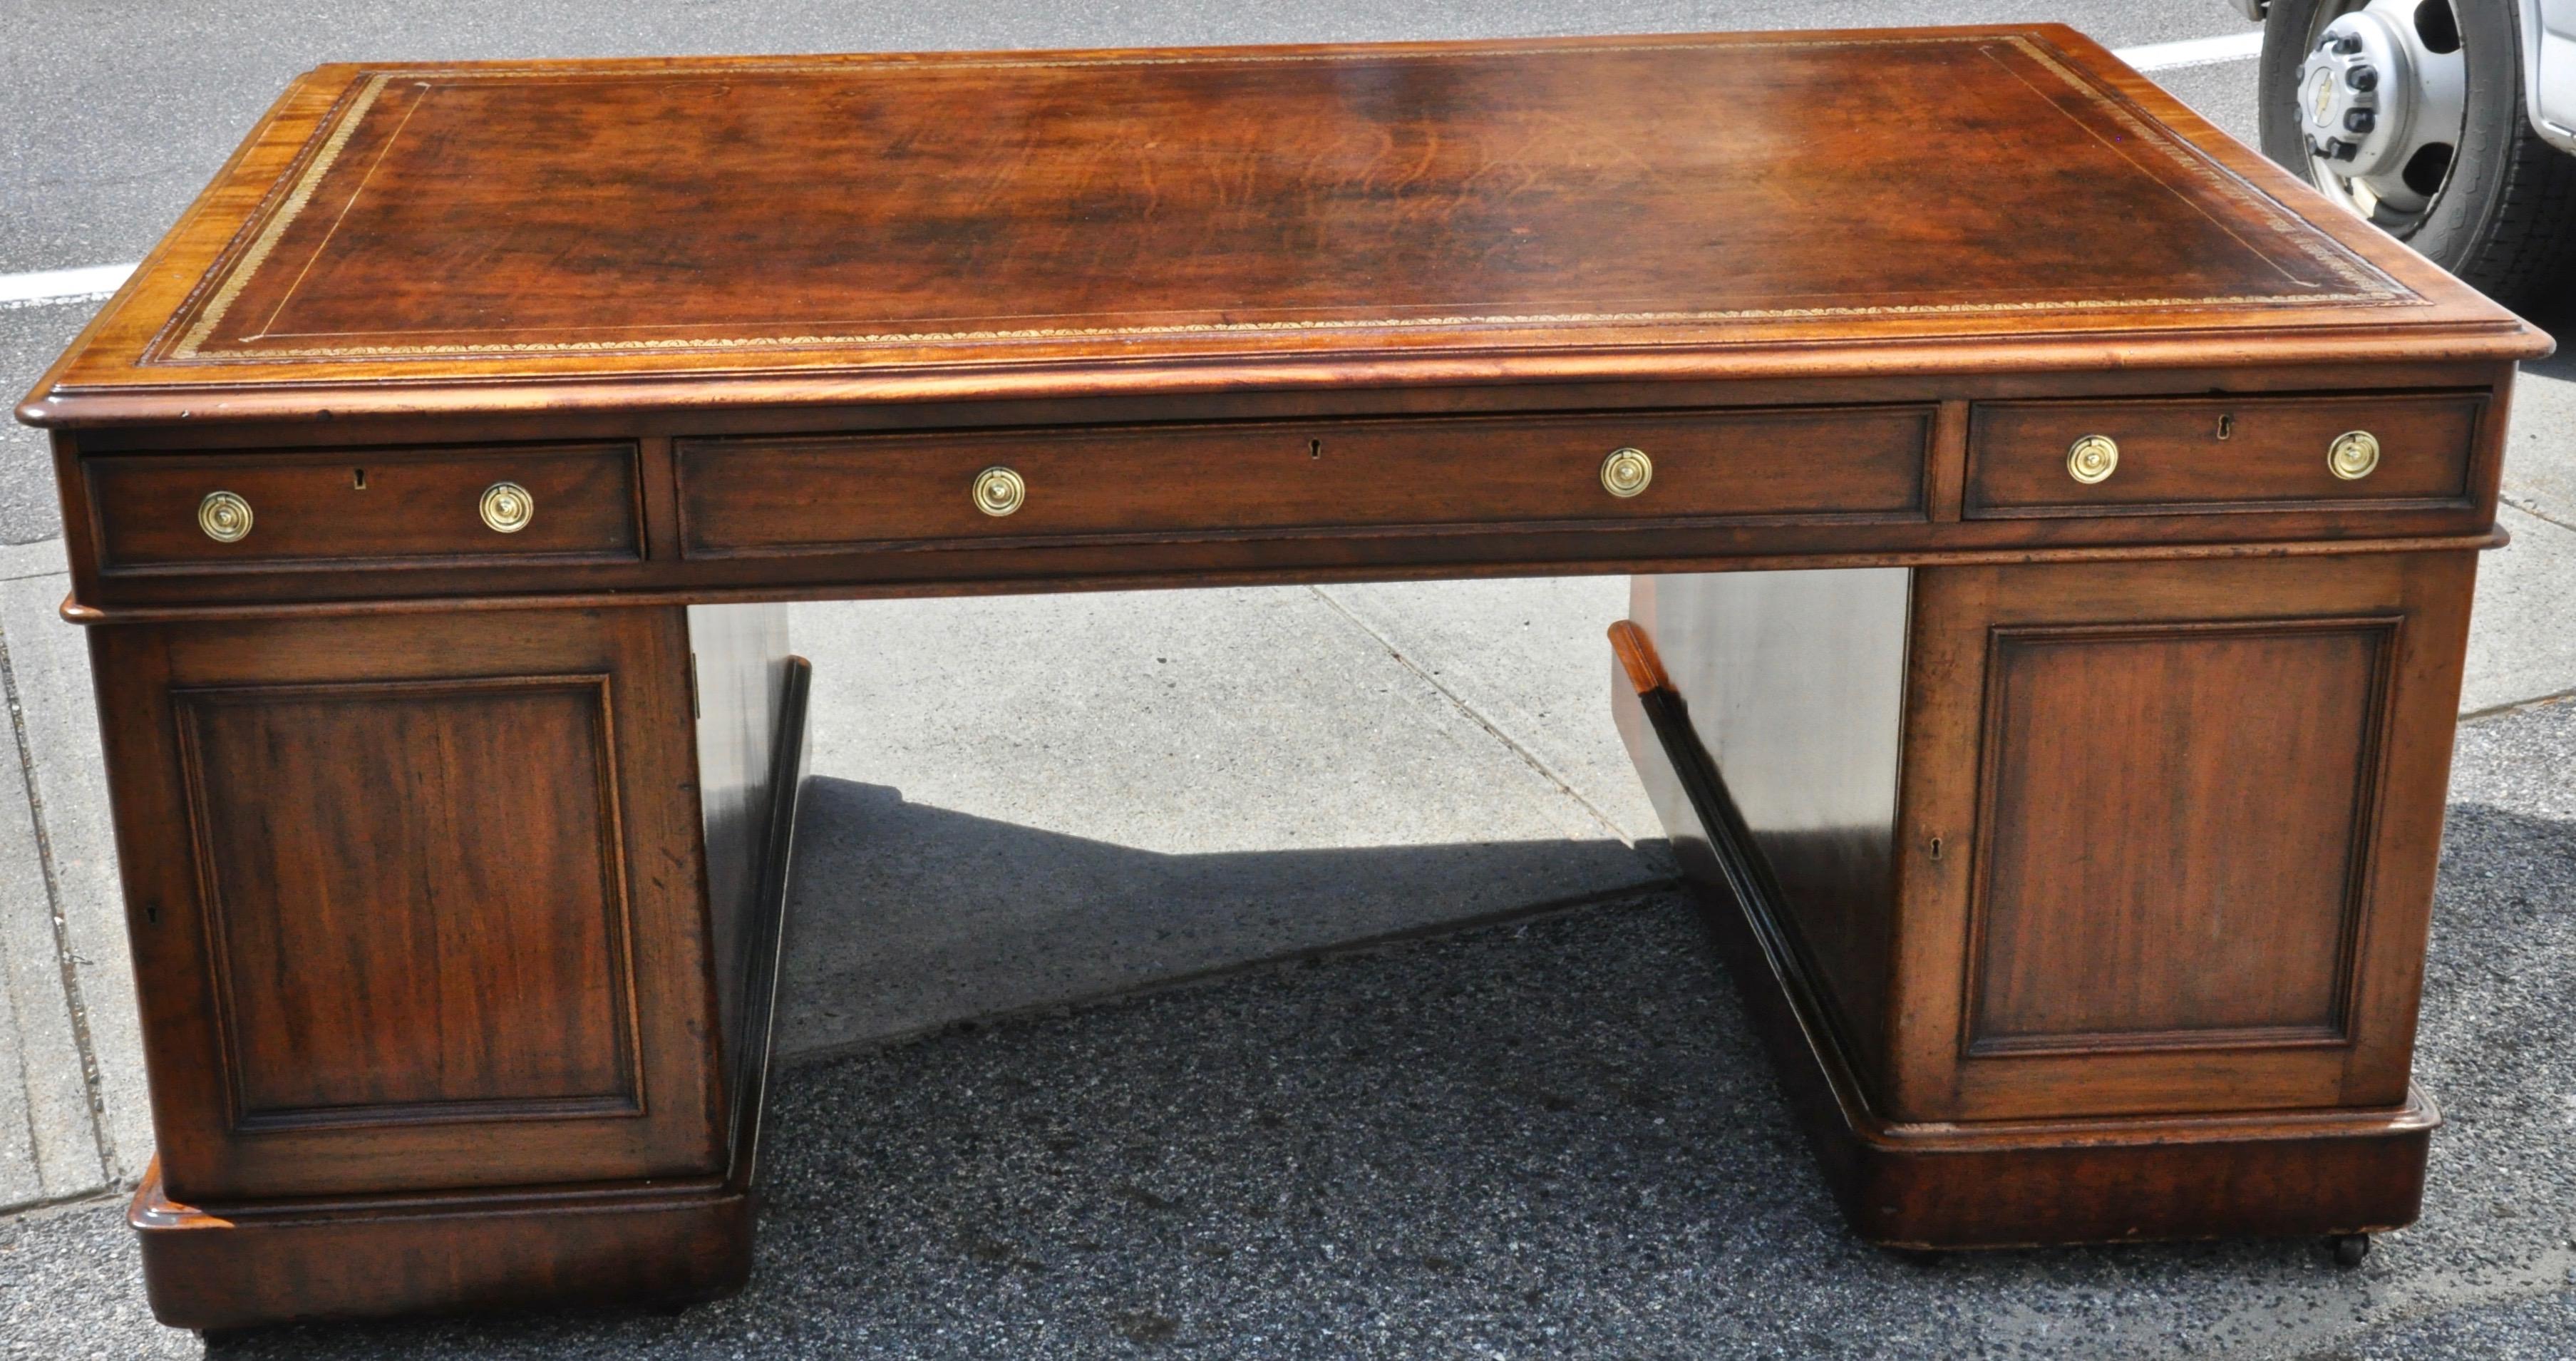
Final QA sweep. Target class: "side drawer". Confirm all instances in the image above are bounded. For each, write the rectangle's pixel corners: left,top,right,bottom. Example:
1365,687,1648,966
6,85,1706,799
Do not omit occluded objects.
88,443,644,575
1965,394,2483,518
675,406,1934,558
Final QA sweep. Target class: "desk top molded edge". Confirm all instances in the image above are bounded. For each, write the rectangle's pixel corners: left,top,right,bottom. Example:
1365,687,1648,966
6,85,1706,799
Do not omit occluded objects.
19,25,2552,430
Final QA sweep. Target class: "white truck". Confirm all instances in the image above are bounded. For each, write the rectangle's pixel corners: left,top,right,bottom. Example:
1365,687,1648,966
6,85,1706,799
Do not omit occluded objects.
2239,0,2576,309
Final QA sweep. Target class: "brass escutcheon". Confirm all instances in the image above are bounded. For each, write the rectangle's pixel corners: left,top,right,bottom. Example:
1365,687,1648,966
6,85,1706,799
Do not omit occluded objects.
2065,434,2119,485
2327,429,2380,481
197,491,252,543
973,466,1026,516
1599,447,1653,498
479,481,535,533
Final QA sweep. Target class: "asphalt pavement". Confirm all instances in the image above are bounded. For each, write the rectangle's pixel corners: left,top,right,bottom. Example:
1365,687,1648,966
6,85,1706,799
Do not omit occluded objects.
5,1,2575,1357
3,694,2572,1360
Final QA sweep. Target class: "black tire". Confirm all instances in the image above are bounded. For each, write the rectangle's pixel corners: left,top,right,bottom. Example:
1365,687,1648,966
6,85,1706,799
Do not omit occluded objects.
2260,0,2576,312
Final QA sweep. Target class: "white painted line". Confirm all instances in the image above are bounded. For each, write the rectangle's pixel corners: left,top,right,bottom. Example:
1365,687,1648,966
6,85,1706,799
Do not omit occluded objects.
0,262,137,309
2112,31,2267,72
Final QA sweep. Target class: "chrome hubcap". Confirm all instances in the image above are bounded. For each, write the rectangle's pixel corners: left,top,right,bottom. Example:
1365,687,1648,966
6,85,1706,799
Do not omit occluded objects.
2298,0,2468,222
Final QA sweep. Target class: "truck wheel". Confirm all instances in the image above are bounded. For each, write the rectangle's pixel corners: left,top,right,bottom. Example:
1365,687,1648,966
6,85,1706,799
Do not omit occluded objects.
2260,0,2576,311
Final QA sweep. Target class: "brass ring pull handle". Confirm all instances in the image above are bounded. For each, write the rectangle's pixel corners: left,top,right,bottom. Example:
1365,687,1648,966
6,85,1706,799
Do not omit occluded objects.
479,482,535,533
197,491,253,543
2065,434,2119,485
972,466,1026,517
2327,430,2380,481
1599,447,1653,498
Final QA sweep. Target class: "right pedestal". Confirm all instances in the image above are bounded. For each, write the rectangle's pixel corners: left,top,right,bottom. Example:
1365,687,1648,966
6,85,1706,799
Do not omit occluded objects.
1614,551,2475,1248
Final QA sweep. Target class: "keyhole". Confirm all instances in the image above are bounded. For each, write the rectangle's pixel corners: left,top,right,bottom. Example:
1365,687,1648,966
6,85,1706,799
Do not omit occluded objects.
2215,414,2233,441
352,468,368,489
1927,835,1945,862
1308,438,1323,460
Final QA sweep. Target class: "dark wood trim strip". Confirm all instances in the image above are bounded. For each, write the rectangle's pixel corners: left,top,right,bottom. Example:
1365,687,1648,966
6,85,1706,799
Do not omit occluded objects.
56,529,2512,626
724,655,808,1185
1928,399,1969,523
637,435,683,563
25,327,2552,430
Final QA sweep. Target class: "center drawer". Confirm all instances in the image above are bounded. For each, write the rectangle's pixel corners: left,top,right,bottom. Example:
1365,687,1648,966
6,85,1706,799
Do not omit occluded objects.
674,406,1934,558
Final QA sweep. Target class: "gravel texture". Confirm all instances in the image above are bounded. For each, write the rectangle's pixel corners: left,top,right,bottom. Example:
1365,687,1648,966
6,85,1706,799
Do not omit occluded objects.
3,699,2567,1360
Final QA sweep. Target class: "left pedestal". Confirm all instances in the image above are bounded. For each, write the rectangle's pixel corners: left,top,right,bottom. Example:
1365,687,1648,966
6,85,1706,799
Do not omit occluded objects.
83,605,808,1330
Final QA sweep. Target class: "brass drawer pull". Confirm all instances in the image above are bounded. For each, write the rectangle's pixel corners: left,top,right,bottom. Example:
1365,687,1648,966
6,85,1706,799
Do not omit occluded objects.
1599,446,1653,498
479,481,535,533
2065,435,2118,485
973,466,1026,517
2327,430,2380,481
197,491,253,543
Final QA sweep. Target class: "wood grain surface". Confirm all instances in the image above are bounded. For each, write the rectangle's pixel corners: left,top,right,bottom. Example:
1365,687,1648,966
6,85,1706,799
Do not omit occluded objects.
89,609,728,1203
160,39,2388,356
87,441,642,574
16,26,2545,426
1966,393,2483,517
19,24,2540,1318
674,406,1933,558
1610,624,2441,1250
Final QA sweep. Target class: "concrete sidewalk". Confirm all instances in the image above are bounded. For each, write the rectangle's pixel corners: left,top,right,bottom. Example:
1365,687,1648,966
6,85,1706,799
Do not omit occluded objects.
14,394,2576,1208
9,0,2576,1223
1,18,2574,1355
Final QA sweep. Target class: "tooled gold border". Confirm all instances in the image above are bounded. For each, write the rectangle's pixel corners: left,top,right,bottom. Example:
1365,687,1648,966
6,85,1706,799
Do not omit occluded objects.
158,34,2411,364
170,74,393,360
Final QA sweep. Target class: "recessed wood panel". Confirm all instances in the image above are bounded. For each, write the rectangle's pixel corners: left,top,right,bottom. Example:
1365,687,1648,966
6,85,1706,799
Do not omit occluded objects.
97,609,726,1203
1965,620,2394,1054
177,676,640,1129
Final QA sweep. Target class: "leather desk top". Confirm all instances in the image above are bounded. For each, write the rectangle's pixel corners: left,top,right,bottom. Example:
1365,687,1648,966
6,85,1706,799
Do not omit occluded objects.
19,26,2545,428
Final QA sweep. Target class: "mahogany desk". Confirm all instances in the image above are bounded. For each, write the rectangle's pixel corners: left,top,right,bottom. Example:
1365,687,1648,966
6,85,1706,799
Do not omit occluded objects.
17,26,2550,1329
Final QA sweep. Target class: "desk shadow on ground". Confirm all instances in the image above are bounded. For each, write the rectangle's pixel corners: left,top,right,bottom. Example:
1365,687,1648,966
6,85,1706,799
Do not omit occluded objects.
774,777,1673,1057
195,790,2576,1360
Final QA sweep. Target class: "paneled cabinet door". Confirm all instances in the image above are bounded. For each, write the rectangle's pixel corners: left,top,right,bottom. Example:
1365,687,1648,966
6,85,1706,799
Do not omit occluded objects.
91,608,727,1203
1889,553,2477,1123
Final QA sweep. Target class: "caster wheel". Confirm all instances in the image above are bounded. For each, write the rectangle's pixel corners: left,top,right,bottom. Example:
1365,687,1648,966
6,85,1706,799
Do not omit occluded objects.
1888,1247,1945,1268
2329,1233,2372,1268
